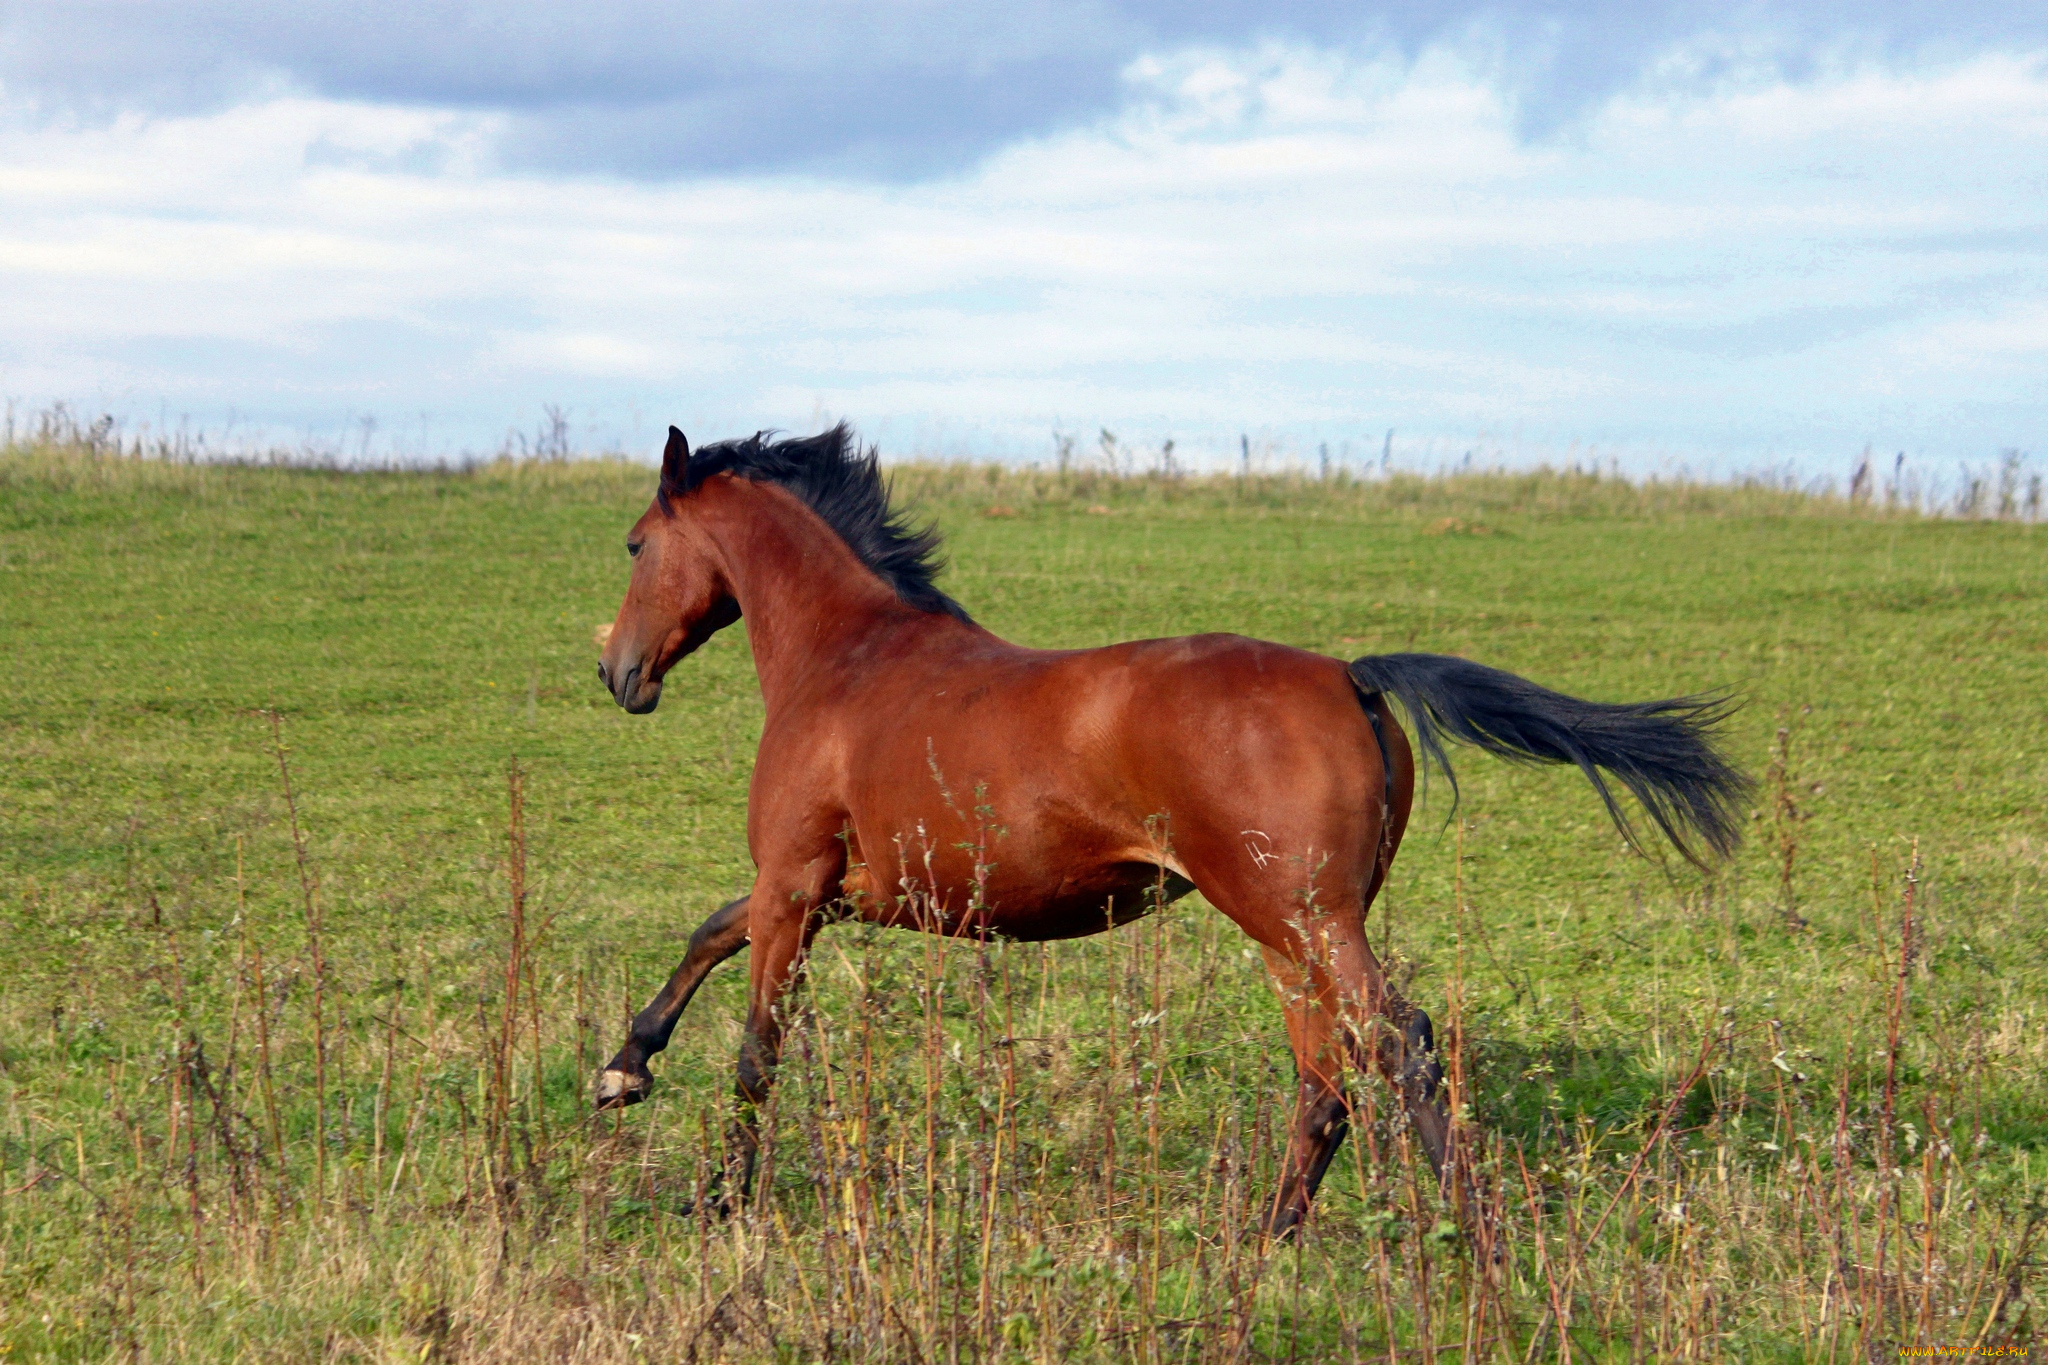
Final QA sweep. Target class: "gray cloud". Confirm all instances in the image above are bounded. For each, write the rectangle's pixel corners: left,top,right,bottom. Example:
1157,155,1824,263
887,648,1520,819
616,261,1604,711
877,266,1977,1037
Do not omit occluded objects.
4,1,2044,178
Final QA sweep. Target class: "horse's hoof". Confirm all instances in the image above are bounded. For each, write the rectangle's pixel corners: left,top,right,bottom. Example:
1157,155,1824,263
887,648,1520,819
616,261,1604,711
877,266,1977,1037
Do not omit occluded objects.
594,1067,651,1110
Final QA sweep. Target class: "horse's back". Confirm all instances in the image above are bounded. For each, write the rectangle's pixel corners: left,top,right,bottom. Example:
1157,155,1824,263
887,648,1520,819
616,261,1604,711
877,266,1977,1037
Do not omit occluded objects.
826,629,1385,900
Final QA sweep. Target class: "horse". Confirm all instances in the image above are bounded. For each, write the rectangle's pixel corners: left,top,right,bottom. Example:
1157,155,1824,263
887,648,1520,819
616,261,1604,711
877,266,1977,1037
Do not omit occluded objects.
592,424,1749,1236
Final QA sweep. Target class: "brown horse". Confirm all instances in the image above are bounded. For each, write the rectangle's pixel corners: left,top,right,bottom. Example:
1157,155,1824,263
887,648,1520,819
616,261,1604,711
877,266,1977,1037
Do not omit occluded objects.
593,425,1748,1235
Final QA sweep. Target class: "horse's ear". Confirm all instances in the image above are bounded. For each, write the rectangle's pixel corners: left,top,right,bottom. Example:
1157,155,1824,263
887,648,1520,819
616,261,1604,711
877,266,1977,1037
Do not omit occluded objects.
659,426,690,503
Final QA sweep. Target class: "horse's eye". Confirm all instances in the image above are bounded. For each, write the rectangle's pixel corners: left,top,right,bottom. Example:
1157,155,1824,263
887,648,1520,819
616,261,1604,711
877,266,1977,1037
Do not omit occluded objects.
627,540,643,558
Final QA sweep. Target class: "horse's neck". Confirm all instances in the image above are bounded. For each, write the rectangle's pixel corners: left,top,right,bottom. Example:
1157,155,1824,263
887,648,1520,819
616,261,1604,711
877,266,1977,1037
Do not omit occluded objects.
708,481,913,713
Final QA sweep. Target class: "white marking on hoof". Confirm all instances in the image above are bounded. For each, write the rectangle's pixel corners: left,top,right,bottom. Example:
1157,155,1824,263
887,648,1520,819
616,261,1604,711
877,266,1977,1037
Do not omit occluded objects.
595,1068,642,1106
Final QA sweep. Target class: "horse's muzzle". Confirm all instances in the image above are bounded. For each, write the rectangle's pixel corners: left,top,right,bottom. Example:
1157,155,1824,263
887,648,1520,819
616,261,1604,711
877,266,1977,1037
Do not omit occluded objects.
598,659,662,714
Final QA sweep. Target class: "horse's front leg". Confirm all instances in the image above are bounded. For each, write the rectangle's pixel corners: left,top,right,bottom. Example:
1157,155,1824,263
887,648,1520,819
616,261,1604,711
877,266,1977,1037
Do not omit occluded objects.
724,854,842,1206
595,895,751,1109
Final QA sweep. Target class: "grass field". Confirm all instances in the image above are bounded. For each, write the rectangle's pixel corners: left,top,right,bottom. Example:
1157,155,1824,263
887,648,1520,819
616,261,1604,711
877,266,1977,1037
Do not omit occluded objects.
1,440,2044,1362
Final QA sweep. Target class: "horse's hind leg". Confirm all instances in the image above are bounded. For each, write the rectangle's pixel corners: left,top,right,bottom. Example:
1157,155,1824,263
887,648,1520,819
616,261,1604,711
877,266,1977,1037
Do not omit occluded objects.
1216,881,1449,1235
595,895,750,1109
1249,900,1443,1229
1257,946,1355,1238
1349,861,1453,1186
1339,960,1451,1185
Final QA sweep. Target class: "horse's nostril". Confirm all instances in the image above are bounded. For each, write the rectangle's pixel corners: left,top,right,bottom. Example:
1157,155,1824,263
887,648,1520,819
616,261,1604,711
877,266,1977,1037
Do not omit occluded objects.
597,661,610,687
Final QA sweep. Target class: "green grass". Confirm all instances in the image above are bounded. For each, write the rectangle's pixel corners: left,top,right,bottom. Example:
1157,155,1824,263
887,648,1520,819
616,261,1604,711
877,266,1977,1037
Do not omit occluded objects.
1,445,2045,1361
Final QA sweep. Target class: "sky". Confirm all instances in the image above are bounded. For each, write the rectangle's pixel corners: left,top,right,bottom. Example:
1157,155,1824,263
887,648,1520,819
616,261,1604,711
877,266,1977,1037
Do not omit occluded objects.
1,3,2043,474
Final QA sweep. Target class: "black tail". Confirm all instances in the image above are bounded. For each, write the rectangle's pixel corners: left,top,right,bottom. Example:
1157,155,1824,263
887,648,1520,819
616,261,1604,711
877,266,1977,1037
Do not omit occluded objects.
1349,652,1752,868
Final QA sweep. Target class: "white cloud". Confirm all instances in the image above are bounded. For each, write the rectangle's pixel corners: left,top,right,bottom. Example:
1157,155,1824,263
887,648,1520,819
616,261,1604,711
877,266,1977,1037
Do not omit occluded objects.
0,42,2043,468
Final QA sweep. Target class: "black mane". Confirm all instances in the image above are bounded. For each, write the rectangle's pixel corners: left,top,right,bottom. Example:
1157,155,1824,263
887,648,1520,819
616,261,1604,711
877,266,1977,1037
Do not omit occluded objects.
674,424,969,621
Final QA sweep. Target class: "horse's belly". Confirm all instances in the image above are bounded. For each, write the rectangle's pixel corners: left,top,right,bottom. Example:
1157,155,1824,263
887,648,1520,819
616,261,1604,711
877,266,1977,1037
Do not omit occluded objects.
846,859,1192,942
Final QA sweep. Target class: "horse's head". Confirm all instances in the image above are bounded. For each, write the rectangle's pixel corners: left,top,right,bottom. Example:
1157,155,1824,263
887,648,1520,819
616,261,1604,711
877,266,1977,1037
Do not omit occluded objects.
597,427,742,714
